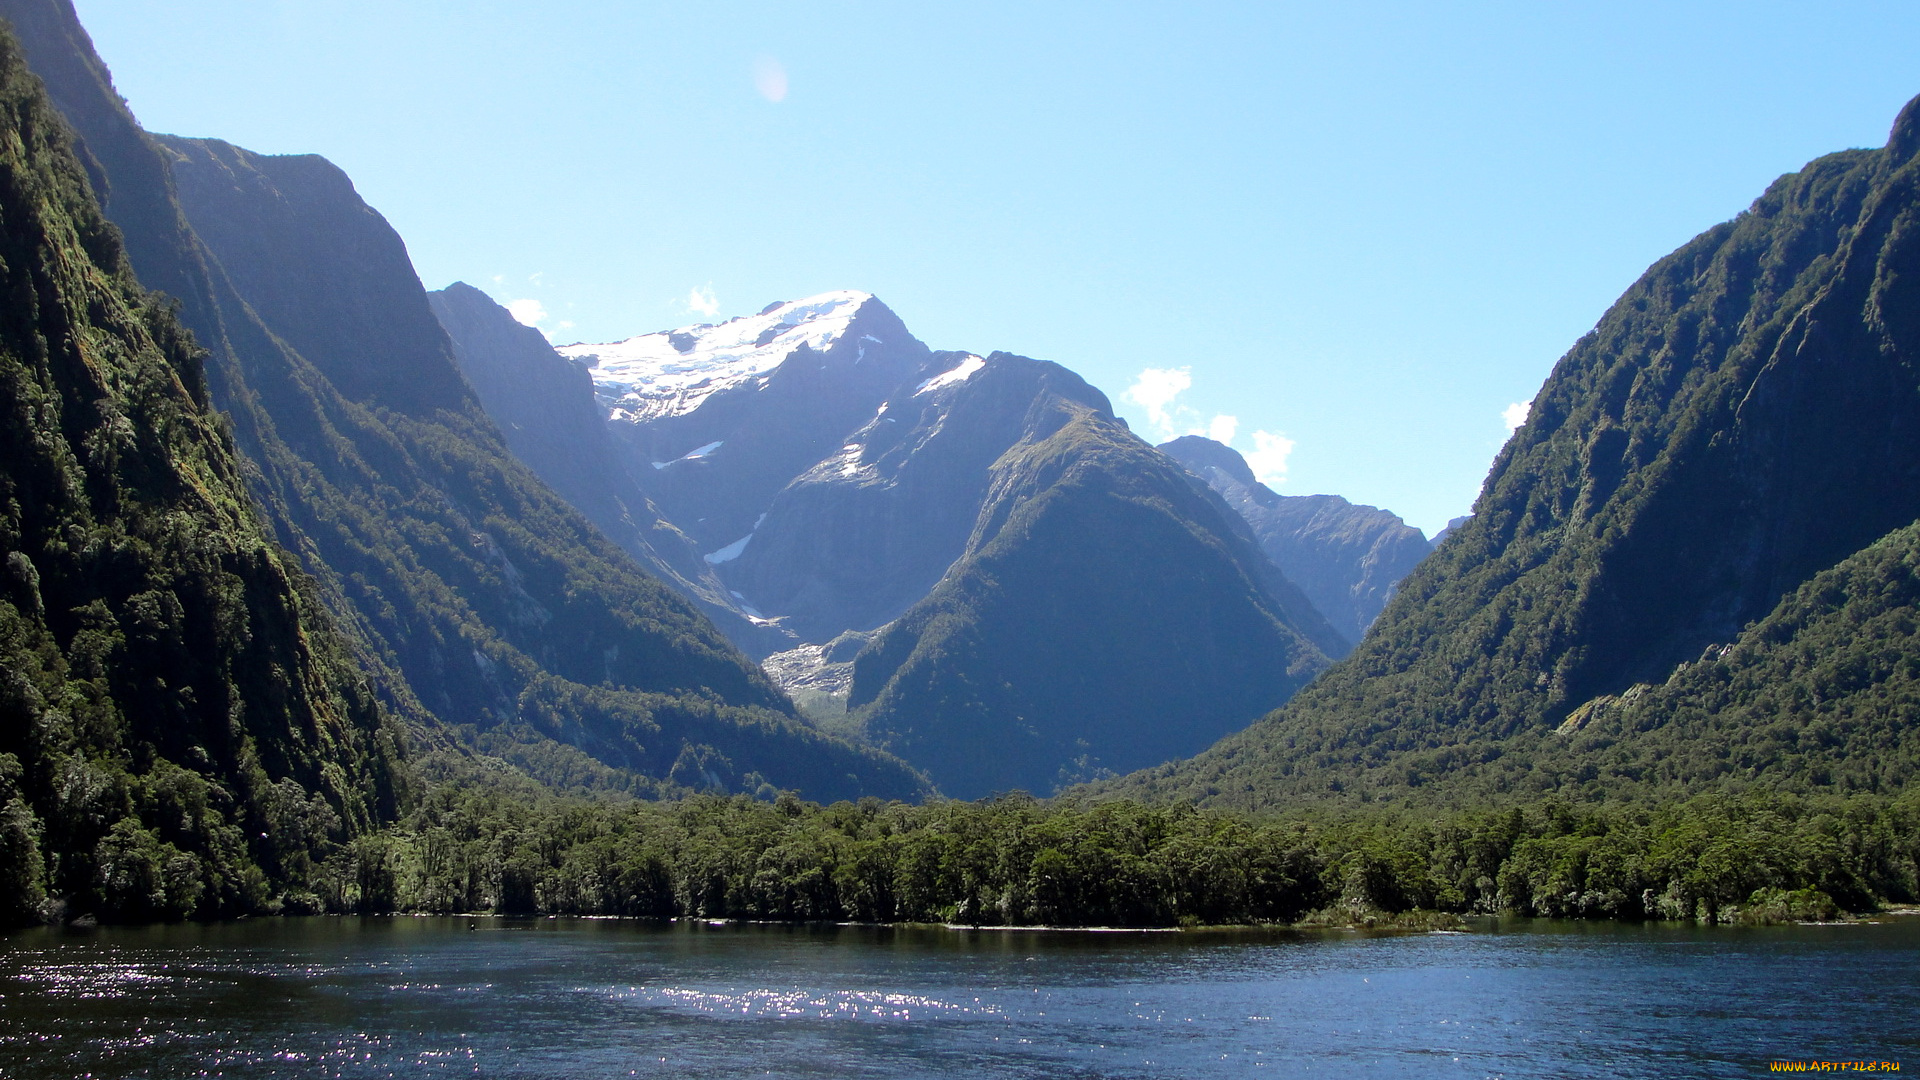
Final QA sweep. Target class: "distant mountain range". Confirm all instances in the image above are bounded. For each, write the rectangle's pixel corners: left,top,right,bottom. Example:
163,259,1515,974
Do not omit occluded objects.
437,289,1371,796
1157,435,1431,642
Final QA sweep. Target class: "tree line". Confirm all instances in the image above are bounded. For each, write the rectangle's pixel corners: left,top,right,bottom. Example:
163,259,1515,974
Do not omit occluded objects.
217,785,1920,929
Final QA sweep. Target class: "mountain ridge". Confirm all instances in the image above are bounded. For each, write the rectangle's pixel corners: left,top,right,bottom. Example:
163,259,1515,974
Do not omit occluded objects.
1101,93,1920,809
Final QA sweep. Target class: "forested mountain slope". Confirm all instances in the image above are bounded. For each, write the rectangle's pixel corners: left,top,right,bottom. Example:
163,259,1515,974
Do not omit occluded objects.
1,0,925,803
847,355,1342,798
1109,94,1920,809
0,27,404,923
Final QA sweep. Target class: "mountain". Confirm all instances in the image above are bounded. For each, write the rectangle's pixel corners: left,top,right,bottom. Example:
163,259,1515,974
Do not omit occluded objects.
3,0,925,803
842,355,1344,798
559,292,932,562
0,24,404,923
498,296,1346,796
1108,94,1920,809
1158,435,1430,642
731,352,1107,644
424,282,767,650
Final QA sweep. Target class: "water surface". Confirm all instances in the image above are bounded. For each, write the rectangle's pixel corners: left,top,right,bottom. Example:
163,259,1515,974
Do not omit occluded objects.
1,915,1914,1078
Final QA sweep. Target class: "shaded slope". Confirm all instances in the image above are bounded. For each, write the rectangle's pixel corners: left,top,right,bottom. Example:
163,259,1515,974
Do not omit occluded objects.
731,352,1104,643
426,281,766,650
2,0,924,802
847,354,1340,798
0,26,403,922
1110,96,1920,809
1159,435,1428,642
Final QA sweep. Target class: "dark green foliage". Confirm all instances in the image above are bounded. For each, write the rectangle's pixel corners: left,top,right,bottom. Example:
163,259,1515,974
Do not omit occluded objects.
1109,95,1920,810
848,375,1339,799
0,25,404,925
319,785,1919,927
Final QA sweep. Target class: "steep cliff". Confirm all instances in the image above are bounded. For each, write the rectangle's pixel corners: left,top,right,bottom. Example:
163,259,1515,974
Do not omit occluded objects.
0,25,404,923
426,281,766,650
1112,95,1920,808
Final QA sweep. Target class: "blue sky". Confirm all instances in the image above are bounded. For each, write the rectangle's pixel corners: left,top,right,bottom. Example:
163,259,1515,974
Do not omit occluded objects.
70,0,1920,533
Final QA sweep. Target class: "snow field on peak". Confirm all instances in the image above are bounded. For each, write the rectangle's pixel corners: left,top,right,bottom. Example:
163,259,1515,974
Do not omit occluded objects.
562,290,875,423
914,354,985,396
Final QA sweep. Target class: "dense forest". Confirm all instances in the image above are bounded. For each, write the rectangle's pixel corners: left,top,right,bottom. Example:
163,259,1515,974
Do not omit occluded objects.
3,0,1920,938
238,787,1920,928
0,27,405,927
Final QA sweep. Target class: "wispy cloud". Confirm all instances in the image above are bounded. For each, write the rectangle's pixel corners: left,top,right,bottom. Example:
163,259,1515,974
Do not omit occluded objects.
506,298,548,328
1123,367,1192,437
753,56,788,103
1125,367,1243,450
685,286,720,319
1245,430,1296,486
1503,400,1530,432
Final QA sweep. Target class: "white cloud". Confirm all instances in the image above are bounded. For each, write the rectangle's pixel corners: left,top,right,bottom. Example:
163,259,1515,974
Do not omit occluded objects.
686,286,720,319
1245,429,1296,486
1205,414,1238,444
506,298,547,327
1123,367,1193,438
753,56,788,103
1503,400,1530,432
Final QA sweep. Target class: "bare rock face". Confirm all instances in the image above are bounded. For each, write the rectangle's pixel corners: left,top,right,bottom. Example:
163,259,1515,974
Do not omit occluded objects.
1158,435,1431,642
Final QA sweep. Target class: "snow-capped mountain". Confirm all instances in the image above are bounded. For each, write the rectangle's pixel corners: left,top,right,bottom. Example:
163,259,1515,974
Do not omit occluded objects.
559,293,932,562
559,290,883,424
435,286,1404,796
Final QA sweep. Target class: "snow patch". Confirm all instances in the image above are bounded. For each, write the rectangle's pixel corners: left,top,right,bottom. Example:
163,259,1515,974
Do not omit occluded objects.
704,534,752,564
914,354,985,396
563,290,874,422
651,440,724,469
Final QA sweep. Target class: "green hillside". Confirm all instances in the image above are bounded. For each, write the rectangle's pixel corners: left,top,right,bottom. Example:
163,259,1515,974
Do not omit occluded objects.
0,27,404,923
1107,95,1920,810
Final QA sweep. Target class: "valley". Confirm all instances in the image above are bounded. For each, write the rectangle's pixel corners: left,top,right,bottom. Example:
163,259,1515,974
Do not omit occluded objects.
0,0,1917,950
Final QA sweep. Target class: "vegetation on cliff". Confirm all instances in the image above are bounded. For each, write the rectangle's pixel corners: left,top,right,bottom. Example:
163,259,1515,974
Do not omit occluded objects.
1101,95,1920,810
0,25,404,924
